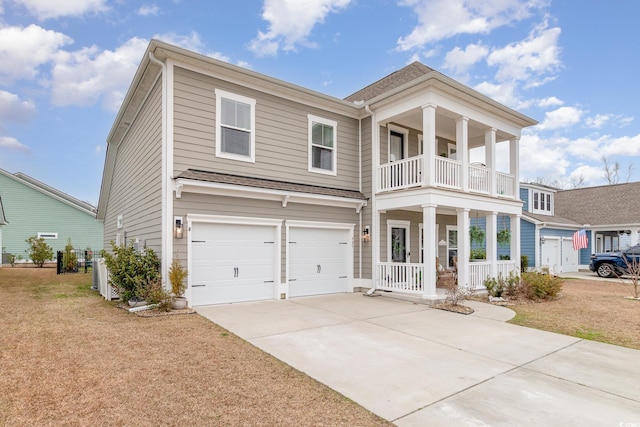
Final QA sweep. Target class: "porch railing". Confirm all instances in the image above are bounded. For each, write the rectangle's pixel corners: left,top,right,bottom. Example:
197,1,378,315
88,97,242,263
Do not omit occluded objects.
469,261,490,289
377,262,425,294
468,164,490,194
378,156,423,191
496,172,515,198
497,260,518,278
434,156,461,189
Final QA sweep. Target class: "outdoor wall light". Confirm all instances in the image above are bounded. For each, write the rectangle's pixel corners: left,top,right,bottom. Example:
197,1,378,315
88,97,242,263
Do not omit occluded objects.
438,239,447,246
174,216,184,239
540,236,545,243
362,226,371,243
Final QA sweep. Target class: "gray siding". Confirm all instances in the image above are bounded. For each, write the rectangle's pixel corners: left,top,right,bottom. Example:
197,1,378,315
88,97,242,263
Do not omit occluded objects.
103,79,163,255
360,116,372,279
172,66,360,191
520,187,529,211
173,193,360,281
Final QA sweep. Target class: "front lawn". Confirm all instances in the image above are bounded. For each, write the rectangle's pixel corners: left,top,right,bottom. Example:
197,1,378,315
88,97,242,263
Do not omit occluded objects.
508,278,640,350
0,267,390,426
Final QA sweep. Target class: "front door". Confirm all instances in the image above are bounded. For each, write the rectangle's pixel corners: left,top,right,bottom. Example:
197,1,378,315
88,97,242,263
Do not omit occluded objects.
390,131,405,162
388,221,410,263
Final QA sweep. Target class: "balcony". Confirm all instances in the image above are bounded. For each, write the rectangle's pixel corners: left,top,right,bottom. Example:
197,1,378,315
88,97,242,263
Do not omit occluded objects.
377,155,516,199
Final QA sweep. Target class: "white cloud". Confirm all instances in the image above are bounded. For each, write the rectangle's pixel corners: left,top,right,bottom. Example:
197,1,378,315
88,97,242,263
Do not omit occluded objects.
0,24,72,81
0,135,30,153
537,106,583,130
155,31,206,54
443,43,488,76
248,0,352,57
50,37,148,111
397,0,545,51
585,114,610,129
12,0,109,20
137,4,160,16
568,164,603,187
486,20,561,84
602,134,640,157
519,131,570,178
537,96,563,107
474,81,533,110
0,90,36,124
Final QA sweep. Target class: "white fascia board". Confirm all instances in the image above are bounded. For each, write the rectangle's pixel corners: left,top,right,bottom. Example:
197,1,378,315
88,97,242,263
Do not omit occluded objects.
175,178,366,212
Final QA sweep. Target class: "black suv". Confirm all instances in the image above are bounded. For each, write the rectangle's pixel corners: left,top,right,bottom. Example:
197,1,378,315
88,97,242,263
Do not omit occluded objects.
589,244,640,278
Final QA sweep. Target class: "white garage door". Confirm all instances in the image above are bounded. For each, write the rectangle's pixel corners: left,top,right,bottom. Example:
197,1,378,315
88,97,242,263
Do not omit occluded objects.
288,227,351,298
562,238,579,272
190,222,277,306
541,238,560,274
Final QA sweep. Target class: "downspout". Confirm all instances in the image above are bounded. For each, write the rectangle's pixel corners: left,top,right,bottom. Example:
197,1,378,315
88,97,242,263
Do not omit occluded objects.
365,105,377,295
358,116,362,282
148,51,171,288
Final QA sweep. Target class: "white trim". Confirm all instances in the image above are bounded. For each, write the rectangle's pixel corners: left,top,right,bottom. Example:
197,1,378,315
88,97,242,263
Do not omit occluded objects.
447,142,457,159
174,178,366,211
387,124,409,162
215,88,256,163
307,114,338,176
116,214,123,229
529,188,554,215
446,225,458,269
387,219,411,263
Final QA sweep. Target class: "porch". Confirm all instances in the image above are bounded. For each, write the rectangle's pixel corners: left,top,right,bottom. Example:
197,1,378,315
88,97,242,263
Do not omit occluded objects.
377,260,518,295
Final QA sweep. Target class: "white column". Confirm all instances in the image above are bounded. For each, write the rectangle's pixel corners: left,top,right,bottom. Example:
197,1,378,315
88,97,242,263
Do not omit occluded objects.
457,117,469,192
510,137,519,199
422,104,437,188
457,208,470,288
487,211,497,278
422,204,438,299
485,128,497,196
510,214,521,273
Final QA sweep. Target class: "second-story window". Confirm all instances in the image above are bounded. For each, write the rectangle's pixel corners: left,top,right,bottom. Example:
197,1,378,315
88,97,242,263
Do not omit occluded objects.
308,115,337,175
531,190,553,215
215,89,256,163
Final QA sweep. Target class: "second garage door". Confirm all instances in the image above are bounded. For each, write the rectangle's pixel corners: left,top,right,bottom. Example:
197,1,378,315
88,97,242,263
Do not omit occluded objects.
190,222,278,306
288,226,351,298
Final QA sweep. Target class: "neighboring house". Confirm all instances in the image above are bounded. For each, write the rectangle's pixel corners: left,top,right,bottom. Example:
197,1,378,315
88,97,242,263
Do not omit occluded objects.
97,40,536,306
520,181,640,273
0,196,7,266
0,168,103,264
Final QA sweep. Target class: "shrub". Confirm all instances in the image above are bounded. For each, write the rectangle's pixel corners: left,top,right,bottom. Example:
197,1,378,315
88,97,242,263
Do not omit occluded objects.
143,279,172,312
103,242,161,302
520,255,529,273
521,271,562,300
26,236,54,267
484,272,521,298
62,239,77,272
168,259,188,297
470,248,486,260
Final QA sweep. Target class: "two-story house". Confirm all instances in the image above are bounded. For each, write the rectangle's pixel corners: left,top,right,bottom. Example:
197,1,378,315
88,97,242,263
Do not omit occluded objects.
97,40,537,306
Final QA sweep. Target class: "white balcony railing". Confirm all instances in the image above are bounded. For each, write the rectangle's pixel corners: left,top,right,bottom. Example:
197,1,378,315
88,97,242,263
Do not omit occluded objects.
469,261,491,289
497,260,518,279
377,262,426,294
434,156,461,189
377,156,423,192
377,155,516,199
496,171,515,198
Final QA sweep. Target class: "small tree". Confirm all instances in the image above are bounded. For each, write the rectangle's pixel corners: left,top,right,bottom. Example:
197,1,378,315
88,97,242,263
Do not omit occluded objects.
26,236,54,267
103,242,161,302
62,238,77,272
621,253,640,299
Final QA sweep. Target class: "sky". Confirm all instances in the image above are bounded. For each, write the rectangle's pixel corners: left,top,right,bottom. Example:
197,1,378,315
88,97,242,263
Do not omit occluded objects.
1,0,639,206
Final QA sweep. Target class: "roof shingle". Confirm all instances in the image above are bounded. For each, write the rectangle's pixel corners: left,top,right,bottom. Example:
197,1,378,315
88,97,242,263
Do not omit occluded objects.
344,62,434,103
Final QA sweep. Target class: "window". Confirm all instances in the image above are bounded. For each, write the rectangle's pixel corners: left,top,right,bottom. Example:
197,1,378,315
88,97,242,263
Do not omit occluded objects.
531,189,553,215
308,115,337,175
215,89,256,162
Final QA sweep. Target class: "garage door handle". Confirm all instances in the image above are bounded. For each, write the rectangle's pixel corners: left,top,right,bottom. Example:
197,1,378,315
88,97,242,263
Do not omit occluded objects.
289,279,297,282
317,264,321,274
339,276,348,279
192,284,206,287
264,280,274,283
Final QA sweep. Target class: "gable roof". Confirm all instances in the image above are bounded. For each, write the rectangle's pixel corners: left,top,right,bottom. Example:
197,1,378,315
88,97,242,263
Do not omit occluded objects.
0,196,7,225
344,62,434,103
0,168,97,217
554,181,640,226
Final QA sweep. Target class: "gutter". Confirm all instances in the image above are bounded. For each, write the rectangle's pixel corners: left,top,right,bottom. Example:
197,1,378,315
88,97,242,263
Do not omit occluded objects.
365,105,377,296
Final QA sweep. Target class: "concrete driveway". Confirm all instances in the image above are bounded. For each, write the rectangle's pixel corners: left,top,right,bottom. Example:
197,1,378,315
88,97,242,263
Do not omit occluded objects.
197,293,640,426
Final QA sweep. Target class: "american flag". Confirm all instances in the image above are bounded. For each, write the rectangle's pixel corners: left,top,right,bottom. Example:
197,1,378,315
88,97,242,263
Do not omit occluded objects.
572,229,588,250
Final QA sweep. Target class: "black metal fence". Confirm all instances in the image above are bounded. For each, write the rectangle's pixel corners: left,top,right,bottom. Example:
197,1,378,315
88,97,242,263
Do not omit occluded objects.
56,250,93,274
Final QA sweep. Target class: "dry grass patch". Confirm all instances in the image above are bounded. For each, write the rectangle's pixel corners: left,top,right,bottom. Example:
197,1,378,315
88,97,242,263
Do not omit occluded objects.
507,278,640,350
0,267,391,426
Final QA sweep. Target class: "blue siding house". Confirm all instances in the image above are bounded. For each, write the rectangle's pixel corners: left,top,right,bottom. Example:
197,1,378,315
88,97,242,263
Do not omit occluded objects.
520,182,640,274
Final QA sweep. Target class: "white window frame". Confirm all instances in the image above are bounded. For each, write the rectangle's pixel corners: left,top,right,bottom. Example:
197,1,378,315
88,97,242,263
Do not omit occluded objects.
37,232,58,240
388,124,409,162
116,214,123,229
308,115,337,175
387,220,411,263
215,88,256,163
530,189,554,215
446,225,458,269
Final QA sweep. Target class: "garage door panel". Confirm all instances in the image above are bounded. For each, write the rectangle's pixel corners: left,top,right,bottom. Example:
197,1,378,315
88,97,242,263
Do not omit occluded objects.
191,222,277,306
289,227,351,298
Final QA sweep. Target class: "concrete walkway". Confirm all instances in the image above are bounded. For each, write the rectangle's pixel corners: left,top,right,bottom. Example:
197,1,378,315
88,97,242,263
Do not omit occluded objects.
197,293,640,426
